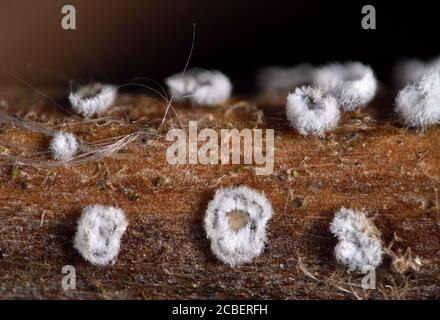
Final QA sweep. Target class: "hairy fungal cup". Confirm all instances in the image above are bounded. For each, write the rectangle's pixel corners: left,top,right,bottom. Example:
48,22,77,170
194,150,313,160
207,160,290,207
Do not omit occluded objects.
330,208,383,272
313,62,377,111
286,86,340,136
50,131,78,161
257,64,315,92
69,83,117,117
166,69,232,106
394,69,440,129
74,205,128,266
204,186,273,266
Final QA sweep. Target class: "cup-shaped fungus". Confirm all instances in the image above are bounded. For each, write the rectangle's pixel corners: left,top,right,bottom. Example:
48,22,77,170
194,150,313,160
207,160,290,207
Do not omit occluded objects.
286,86,340,136
166,69,232,106
204,186,273,266
74,205,128,266
330,208,383,272
313,62,377,111
394,69,440,130
69,83,117,117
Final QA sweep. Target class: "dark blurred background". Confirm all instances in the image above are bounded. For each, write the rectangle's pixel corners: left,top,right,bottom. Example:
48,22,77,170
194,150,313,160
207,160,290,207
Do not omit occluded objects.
0,0,439,92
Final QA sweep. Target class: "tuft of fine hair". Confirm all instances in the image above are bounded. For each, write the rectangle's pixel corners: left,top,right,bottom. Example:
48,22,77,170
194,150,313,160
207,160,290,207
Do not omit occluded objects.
256,64,315,93
74,205,128,266
69,83,117,117
166,69,232,106
50,131,78,161
313,62,377,111
394,69,440,129
330,208,383,272
286,86,340,136
204,186,273,267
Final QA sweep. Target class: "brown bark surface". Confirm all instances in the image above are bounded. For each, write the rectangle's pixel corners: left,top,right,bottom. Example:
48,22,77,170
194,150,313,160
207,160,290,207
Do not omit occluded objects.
0,86,439,299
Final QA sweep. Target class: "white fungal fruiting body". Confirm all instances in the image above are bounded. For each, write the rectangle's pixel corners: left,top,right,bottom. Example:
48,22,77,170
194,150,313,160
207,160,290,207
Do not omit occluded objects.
50,131,78,161
330,208,383,272
257,64,315,92
204,186,273,266
74,205,128,266
313,62,377,111
394,69,440,129
69,83,117,117
286,86,340,136
166,69,232,106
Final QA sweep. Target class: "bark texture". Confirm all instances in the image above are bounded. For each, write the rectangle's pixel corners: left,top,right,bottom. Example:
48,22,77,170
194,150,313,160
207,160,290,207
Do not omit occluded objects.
0,87,439,299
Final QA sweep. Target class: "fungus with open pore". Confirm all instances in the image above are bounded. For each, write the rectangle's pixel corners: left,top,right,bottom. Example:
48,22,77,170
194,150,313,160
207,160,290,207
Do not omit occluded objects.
204,186,273,266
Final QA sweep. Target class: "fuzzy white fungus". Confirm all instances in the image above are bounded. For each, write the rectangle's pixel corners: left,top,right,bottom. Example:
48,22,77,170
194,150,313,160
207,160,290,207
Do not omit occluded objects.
74,205,128,266
69,83,117,117
166,69,232,106
393,57,440,88
256,64,315,93
204,186,273,266
50,131,78,161
313,62,377,111
394,69,440,129
330,208,383,272
286,86,340,136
